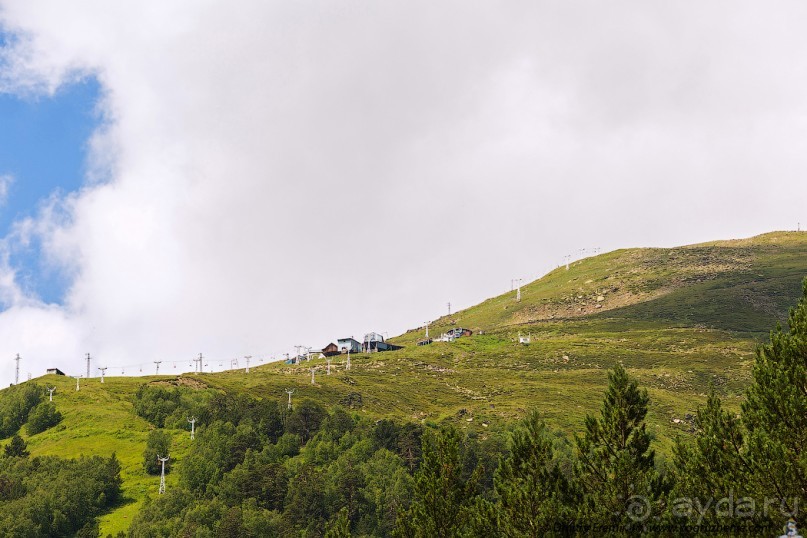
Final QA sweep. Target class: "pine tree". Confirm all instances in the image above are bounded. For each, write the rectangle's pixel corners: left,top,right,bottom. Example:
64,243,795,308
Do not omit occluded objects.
575,363,655,527
3,434,29,458
216,506,244,538
477,411,574,537
394,426,478,538
324,507,351,538
671,278,807,529
670,390,754,527
741,278,807,518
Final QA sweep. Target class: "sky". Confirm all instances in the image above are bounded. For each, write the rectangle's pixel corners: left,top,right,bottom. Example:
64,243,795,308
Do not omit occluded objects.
0,1,805,384
0,78,99,304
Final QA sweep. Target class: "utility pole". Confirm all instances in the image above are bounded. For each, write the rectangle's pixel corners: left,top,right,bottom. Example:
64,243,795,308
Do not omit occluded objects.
187,416,197,440
86,353,91,379
157,455,169,494
425,321,430,339
327,358,332,375
98,366,107,383
14,354,20,385
47,386,55,401
74,375,81,391
285,388,295,410
244,355,251,374
154,361,162,375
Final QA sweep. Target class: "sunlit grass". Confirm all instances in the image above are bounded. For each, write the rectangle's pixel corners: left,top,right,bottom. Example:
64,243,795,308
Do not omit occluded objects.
2,231,805,535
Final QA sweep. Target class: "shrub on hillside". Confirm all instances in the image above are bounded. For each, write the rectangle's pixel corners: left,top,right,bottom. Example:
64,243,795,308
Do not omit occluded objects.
133,385,182,428
26,402,62,435
133,383,216,429
3,434,29,458
0,383,42,439
143,429,172,475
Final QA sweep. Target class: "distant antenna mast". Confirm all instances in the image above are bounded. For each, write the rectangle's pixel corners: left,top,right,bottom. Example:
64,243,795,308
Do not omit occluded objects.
326,358,332,375
285,388,295,410
14,353,20,385
197,353,204,373
157,455,169,494
154,361,162,375
47,386,55,401
425,321,430,339
85,353,91,379
514,278,523,302
447,302,451,316
98,366,107,383
187,416,197,440
244,355,251,374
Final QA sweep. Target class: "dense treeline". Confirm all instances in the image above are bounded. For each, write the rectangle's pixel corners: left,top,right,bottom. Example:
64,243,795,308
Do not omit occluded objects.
127,280,807,536
128,398,433,536
0,440,122,536
3,281,806,536
132,383,215,429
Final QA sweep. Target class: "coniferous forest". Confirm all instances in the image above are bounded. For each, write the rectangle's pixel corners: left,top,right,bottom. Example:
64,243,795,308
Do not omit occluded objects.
1,281,806,536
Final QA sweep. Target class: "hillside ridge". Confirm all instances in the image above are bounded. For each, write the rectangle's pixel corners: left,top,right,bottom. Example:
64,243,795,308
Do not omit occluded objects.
393,230,807,344
2,230,806,535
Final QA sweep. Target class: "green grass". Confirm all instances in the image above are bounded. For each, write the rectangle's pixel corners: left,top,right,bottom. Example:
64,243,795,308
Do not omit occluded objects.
3,230,806,535
17,374,194,536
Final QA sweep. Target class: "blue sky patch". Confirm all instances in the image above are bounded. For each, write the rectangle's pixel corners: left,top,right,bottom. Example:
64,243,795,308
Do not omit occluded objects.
0,73,101,304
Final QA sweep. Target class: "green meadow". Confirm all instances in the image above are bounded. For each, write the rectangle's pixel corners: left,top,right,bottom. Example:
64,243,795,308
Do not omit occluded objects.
4,230,806,535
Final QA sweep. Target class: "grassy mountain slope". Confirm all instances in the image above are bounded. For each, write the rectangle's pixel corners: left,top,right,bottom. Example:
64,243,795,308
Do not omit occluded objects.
3,231,806,535
394,231,806,340
19,375,192,535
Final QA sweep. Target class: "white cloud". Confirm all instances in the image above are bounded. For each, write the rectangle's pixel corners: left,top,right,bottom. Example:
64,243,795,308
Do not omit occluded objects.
0,1,807,383
0,174,11,206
